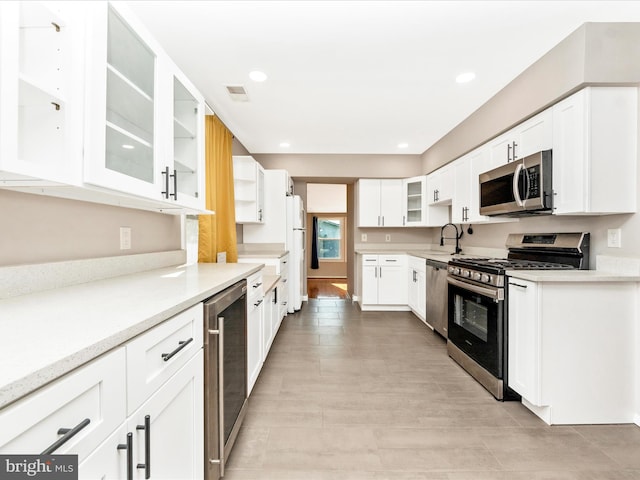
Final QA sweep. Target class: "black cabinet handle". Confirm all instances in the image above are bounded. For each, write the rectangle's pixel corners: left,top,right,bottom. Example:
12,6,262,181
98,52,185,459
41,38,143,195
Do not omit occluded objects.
170,169,178,200
117,432,133,480
136,415,151,479
253,282,262,288
161,337,193,362
254,299,263,307
507,143,512,162
161,166,170,199
512,141,518,160
41,418,90,455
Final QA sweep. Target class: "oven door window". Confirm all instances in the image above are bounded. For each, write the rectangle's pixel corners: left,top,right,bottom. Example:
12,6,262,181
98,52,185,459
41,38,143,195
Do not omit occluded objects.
448,283,503,378
454,296,489,341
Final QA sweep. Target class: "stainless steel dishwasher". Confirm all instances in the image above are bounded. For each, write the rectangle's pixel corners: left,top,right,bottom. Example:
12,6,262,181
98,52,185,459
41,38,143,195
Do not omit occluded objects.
203,280,248,480
425,259,448,338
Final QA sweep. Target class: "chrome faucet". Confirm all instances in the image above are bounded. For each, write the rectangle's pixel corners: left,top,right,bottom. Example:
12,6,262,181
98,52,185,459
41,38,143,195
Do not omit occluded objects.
440,223,463,255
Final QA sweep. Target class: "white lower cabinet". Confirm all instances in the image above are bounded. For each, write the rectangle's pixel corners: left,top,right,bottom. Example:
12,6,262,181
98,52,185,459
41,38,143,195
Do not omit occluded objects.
79,351,204,479
246,270,264,395
359,254,408,311
0,348,126,460
126,351,204,480
78,423,129,479
0,304,205,479
238,254,288,324
407,256,426,322
507,277,637,425
262,287,275,362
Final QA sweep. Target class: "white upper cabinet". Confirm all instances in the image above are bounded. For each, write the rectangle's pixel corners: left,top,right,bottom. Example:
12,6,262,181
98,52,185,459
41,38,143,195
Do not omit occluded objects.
357,179,403,227
84,2,162,199
552,86,637,215
426,163,453,205
83,2,205,210
84,2,161,200
402,176,426,226
0,1,84,184
167,66,205,209
451,151,476,224
488,109,552,168
233,155,265,224
452,146,515,224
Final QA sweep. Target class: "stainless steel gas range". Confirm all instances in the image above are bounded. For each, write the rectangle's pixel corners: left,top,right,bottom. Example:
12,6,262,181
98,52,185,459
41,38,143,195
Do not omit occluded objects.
446,232,590,400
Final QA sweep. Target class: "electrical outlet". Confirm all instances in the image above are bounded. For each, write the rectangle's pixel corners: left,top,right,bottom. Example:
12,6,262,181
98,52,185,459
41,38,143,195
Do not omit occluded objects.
217,252,227,263
385,234,391,242
120,227,131,250
608,228,622,248
361,233,367,242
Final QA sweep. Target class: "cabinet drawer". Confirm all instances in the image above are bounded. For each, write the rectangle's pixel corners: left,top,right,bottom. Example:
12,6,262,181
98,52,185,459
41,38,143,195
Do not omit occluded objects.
362,254,378,264
126,303,203,414
247,271,264,302
279,256,289,277
0,348,126,462
379,255,406,266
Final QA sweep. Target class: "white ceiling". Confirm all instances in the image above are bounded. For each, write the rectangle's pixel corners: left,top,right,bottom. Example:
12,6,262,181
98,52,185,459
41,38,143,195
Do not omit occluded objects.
127,1,640,156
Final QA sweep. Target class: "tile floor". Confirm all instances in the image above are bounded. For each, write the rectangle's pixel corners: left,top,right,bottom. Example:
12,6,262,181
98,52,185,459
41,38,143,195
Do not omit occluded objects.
225,299,640,479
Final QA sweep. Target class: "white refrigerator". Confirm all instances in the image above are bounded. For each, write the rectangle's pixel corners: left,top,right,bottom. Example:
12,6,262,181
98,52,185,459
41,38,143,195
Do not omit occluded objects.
286,195,306,311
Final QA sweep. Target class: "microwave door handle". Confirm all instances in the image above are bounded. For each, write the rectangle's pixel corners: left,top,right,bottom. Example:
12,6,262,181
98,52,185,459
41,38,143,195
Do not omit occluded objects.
512,163,524,207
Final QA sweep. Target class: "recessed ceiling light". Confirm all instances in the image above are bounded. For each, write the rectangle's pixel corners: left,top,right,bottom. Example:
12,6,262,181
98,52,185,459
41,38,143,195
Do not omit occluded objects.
122,144,134,149
398,142,409,149
249,70,267,82
279,142,290,148
456,72,476,84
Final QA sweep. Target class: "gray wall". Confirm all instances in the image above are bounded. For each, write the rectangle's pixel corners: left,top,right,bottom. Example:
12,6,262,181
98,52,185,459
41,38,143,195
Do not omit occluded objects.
253,153,423,181
421,23,640,174
0,190,182,266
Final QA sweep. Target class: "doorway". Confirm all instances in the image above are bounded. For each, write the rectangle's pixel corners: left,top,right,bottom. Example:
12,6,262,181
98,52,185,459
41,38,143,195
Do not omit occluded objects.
306,183,349,298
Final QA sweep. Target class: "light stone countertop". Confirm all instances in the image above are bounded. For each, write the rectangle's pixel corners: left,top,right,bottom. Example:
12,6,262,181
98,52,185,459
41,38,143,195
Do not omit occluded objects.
237,243,288,259
507,270,640,282
262,274,280,293
355,248,461,264
0,262,263,409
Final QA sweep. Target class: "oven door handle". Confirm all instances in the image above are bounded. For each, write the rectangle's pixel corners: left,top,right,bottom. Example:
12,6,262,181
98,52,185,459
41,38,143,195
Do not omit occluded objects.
447,276,503,301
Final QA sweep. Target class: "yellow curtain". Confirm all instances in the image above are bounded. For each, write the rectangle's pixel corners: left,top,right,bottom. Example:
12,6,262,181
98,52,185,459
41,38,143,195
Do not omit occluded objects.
198,115,238,263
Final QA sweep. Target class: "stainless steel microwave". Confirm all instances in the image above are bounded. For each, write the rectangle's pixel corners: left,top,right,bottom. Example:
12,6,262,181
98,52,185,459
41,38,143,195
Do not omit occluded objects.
479,150,553,216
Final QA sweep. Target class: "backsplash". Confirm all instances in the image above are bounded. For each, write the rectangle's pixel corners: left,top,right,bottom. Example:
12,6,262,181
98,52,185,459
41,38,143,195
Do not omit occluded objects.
0,250,186,299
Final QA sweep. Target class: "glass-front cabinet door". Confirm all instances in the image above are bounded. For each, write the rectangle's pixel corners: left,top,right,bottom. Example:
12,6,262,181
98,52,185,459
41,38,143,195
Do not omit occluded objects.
84,2,161,201
84,2,205,210
0,1,83,184
169,70,204,209
104,6,155,184
402,176,426,226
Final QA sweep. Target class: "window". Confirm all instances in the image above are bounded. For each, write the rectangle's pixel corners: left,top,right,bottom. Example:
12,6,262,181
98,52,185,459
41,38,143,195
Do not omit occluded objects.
317,217,344,261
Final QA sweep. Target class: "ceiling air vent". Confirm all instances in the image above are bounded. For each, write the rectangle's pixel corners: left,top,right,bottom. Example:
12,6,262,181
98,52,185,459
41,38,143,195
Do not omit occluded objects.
226,85,249,102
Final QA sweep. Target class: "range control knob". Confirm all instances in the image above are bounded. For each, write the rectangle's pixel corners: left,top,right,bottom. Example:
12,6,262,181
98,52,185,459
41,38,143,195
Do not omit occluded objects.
449,267,460,275
472,272,482,281
462,269,471,278
481,274,491,283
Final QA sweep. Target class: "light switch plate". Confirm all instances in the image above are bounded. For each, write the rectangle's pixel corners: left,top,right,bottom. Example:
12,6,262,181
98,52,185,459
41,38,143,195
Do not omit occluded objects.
361,233,367,242
607,228,622,248
385,234,391,242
